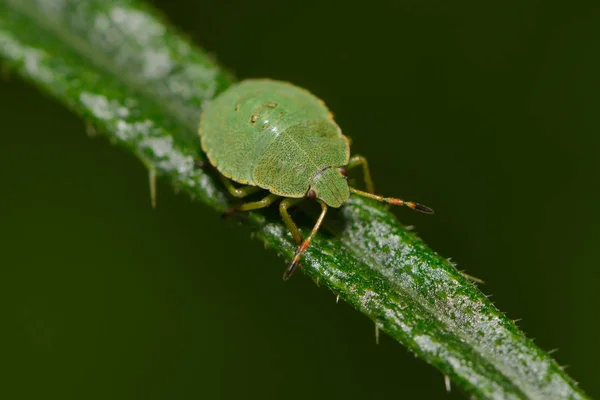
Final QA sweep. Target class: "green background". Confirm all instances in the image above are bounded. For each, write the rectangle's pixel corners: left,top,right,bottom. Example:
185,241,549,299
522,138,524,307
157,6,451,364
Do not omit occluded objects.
1,0,598,398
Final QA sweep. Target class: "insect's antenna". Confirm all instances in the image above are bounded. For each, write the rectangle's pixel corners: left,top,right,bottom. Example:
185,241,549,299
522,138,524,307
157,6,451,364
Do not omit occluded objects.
349,187,434,214
283,200,328,280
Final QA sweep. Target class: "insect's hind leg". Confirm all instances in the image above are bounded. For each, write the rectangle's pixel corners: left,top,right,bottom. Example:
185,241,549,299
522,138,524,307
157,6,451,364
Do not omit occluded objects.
219,175,262,198
345,154,375,193
279,198,305,245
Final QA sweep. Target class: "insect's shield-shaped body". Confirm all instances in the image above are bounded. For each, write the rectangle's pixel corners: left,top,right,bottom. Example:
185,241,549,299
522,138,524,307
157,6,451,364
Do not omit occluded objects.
199,79,350,207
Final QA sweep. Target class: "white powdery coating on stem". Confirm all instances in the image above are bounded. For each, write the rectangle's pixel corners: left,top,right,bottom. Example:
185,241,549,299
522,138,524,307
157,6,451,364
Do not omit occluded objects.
340,202,583,399
80,92,130,122
107,6,174,81
140,49,173,80
109,6,166,43
414,335,519,400
23,47,53,83
352,269,517,398
412,262,567,399
103,5,218,102
139,136,194,174
78,92,222,200
0,32,53,84
359,289,379,309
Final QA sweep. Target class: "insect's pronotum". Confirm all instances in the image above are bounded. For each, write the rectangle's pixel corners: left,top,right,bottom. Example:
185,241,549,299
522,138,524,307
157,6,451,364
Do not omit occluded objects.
199,79,433,279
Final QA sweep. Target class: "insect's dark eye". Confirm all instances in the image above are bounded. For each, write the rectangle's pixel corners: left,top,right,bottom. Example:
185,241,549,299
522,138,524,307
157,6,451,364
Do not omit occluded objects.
307,189,317,199
338,167,348,176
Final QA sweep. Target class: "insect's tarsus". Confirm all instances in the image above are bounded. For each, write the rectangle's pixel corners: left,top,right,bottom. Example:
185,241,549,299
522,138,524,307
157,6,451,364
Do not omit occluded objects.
283,199,328,280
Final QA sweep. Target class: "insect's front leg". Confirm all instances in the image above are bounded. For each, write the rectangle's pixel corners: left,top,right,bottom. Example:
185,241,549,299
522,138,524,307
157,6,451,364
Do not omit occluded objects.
284,200,328,280
345,154,375,193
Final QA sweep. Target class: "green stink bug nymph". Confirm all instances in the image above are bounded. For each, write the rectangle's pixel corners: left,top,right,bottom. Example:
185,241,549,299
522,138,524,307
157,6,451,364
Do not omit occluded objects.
199,79,433,279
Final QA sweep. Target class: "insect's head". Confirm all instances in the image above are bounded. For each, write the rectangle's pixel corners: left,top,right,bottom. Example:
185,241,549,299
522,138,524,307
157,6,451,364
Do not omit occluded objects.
308,167,349,208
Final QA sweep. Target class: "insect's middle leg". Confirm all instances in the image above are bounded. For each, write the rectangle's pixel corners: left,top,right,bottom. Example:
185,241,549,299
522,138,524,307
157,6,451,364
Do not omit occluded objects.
219,175,262,198
223,193,279,217
346,154,375,193
279,198,305,245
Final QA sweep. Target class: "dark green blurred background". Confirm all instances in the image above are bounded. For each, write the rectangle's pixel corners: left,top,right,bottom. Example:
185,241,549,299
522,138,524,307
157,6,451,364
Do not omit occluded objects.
2,0,599,399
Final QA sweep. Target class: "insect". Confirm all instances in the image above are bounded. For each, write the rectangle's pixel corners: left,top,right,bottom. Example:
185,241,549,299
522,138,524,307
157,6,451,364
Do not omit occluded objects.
199,79,433,280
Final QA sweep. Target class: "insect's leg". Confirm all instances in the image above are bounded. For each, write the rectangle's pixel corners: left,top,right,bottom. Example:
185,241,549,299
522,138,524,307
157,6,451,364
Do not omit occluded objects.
219,175,262,198
279,198,305,245
283,200,328,280
349,187,434,214
344,154,375,193
223,193,279,217
192,160,260,198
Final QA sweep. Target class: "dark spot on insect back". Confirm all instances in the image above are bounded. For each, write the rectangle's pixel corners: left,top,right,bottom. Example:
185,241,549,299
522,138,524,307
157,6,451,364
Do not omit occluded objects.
250,102,278,124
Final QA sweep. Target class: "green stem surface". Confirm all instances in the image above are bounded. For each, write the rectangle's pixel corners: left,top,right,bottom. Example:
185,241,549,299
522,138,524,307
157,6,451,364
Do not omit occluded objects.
0,1,587,398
